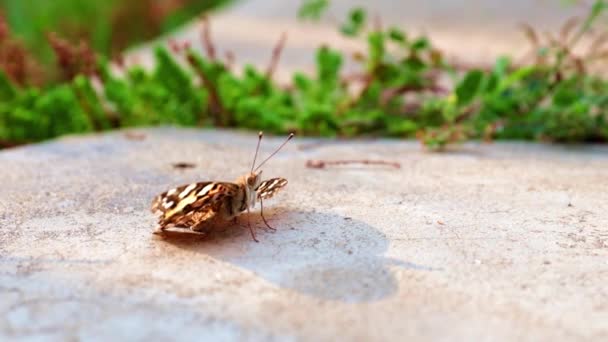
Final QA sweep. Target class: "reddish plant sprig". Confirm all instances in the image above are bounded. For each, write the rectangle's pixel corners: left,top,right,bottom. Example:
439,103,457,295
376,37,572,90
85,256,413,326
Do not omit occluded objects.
47,33,97,81
266,32,287,79
200,16,216,61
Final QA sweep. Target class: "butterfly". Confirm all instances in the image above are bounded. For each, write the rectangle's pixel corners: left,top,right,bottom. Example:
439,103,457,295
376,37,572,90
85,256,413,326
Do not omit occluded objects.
151,132,293,242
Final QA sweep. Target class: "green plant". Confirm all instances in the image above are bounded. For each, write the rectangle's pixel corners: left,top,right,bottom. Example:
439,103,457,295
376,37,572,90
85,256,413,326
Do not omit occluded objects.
295,0,608,149
1,0,608,150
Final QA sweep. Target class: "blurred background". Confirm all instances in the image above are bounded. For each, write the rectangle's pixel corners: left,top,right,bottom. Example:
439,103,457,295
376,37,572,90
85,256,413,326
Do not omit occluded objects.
0,0,588,82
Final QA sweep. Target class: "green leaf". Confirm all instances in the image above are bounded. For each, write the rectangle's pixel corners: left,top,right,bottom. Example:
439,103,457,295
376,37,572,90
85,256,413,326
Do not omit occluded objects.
72,75,112,130
367,31,385,67
493,56,511,77
583,0,606,31
456,70,484,106
411,37,430,51
316,46,343,84
340,7,367,36
497,66,538,92
483,74,499,93
385,117,418,136
0,71,17,102
552,79,581,106
388,27,407,43
297,0,329,21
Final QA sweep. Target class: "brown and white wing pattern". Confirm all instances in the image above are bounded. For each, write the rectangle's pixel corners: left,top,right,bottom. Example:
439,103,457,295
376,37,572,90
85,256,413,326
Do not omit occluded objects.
151,181,239,228
256,178,288,200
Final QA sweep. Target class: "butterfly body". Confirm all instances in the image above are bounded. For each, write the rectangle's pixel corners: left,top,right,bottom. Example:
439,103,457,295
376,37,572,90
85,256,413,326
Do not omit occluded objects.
151,132,293,242
152,171,288,239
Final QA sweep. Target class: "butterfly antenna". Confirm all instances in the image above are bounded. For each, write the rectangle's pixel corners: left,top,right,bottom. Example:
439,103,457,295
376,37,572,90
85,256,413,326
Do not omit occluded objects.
255,133,294,171
251,131,263,173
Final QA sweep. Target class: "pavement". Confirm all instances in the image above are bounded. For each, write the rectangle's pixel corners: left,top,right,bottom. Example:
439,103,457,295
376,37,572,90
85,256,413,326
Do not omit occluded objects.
1,128,607,341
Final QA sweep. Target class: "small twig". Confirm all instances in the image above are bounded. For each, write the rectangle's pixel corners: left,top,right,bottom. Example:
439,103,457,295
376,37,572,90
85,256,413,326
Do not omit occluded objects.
381,83,448,106
306,159,401,169
168,39,190,55
73,87,101,132
200,16,216,61
520,23,540,50
373,13,383,32
186,52,225,126
113,53,125,69
341,72,372,85
172,162,196,169
402,101,424,114
168,38,180,54
224,50,235,71
0,12,8,42
449,59,496,73
124,131,146,141
561,17,580,45
266,32,287,79
587,31,608,57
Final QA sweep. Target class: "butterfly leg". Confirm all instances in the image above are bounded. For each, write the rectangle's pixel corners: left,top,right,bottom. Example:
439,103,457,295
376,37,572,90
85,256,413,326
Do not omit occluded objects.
153,219,168,235
259,199,276,232
246,207,259,243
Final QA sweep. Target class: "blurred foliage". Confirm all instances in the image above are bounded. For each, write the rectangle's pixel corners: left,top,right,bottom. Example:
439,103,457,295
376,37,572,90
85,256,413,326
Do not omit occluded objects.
0,0,231,81
297,0,329,21
2,0,608,149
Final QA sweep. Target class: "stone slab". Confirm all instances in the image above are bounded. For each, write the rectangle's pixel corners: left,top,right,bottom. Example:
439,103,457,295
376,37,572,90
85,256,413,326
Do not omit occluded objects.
1,128,607,341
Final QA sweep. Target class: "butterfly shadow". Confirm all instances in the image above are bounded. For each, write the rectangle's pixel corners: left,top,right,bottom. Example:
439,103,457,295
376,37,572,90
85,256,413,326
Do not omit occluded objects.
155,209,435,304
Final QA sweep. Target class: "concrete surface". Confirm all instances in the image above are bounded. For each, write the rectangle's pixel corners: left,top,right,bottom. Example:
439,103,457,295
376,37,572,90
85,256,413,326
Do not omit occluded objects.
129,0,590,83
1,128,607,341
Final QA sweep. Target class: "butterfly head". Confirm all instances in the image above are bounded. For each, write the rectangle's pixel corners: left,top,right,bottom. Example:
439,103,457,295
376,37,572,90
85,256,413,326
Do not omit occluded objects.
245,170,263,190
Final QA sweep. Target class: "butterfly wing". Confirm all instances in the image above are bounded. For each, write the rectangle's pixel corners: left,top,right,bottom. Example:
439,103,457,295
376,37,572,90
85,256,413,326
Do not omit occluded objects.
152,181,239,227
256,178,288,200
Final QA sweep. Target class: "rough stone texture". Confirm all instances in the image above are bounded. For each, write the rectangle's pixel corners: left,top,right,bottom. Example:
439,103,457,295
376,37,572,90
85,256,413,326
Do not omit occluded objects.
1,128,607,341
